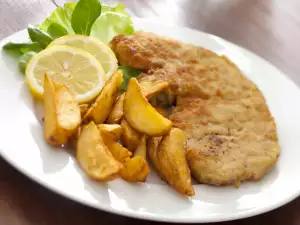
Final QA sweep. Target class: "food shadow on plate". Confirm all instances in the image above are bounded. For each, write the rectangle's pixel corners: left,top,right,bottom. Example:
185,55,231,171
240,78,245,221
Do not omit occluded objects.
73,163,112,203
29,123,70,174
0,49,20,74
80,171,194,215
18,83,44,123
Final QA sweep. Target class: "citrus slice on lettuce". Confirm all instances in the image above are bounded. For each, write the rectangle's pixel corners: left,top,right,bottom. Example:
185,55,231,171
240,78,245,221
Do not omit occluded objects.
26,45,106,103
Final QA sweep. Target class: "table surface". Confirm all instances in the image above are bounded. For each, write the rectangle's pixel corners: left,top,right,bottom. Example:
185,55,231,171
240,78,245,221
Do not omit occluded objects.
1,0,300,224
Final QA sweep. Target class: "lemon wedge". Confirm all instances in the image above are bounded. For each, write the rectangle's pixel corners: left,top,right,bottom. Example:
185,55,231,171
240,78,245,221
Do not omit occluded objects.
49,35,118,80
26,45,106,103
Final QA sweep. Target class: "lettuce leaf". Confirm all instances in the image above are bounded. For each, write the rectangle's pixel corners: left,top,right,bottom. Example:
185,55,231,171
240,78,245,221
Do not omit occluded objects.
90,3,134,44
37,2,134,44
119,66,142,91
38,2,76,34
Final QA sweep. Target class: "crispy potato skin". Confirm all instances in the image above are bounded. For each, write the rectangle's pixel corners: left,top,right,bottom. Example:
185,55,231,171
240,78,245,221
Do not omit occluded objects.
134,135,147,158
140,80,169,99
83,70,123,124
148,128,195,196
124,78,172,136
120,119,141,151
77,122,122,181
44,75,81,146
120,156,150,182
100,131,132,163
107,81,168,125
107,93,125,124
98,124,122,140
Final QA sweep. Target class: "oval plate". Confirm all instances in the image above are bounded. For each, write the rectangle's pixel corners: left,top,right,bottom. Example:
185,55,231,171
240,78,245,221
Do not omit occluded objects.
1,19,300,223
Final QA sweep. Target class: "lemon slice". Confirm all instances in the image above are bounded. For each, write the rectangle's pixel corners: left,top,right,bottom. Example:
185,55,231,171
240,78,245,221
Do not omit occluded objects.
26,45,106,103
49,35,118,80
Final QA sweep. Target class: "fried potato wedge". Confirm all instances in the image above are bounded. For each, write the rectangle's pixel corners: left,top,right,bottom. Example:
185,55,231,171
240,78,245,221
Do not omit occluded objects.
83,70,123,124
77,121,122,181
121,119,141,151
134,135,147,158
140,80,169,99
124,78,172,136
98,124,122,140
148,129,194,196
120,156,150,182
107,93,125,124
147,136,165,179
158,128,194,196
44,75,81,146
100,131,132,163
79,104,89,117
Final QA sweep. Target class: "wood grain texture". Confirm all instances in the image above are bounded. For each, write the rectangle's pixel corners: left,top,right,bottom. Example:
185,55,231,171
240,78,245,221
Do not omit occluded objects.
1,0,300,225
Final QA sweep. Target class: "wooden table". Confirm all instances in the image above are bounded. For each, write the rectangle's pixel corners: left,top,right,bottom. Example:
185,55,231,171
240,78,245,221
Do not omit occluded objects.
1,0,300,224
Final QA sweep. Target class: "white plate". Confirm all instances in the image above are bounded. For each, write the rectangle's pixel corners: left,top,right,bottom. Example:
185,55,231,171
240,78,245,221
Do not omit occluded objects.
1,18,300,223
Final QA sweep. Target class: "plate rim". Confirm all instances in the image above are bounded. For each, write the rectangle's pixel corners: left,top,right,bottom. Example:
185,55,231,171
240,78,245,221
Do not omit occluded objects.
0,18,299,223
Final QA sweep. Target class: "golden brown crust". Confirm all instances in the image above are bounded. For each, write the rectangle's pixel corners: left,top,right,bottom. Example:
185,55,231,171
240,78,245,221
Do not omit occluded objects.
170,97,280,185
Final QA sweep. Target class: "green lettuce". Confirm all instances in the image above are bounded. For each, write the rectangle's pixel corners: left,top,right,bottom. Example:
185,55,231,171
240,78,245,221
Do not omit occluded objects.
118,66,143,91
38,2,76,34
90,3,134,43
37,2,134,44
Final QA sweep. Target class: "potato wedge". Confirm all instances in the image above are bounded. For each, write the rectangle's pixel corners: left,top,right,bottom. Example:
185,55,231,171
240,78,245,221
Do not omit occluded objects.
79,104,89,117
140,80,169,99
121,119,141,151
148,129,194,196
100,131,132,163
154,107,169,118
147,137,165,179
107,81,168,125
134,135,147,158
77,121,122,181
120,156,150,182
98,124,122,140
107,93,125,124
124,78,172,136
44,75,81,146
121,134,150,182
83,70,123,124
157,128,194,196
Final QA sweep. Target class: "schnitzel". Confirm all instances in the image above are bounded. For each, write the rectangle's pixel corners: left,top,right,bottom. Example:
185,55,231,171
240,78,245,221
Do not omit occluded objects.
170,97,279,185
111,32,257,100
110,32,280,186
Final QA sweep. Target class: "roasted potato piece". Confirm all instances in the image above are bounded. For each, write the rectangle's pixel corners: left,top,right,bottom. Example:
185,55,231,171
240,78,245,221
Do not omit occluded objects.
134,135,147,158
98,124,122,140
124,78,172,136
120,156,150,182
148,137,165,179
77,121,122,181
83,70,123,124
79,104,89,117
100,131,132,163
140,80,169,99
154,107,169,118
44,75,81,146
107,93,125,124
107,81,168,125
121,134,150,182
148,128,195,196
121,119,141,151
